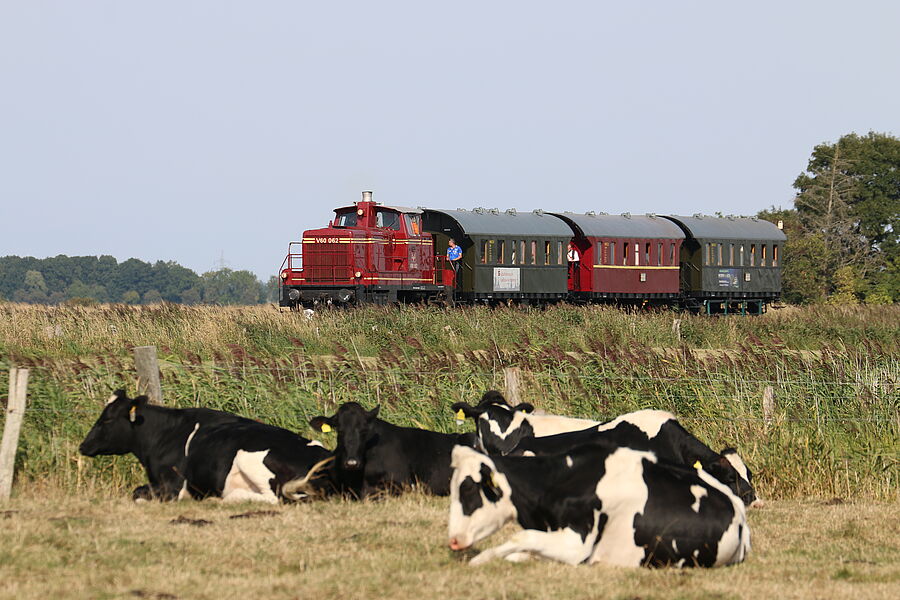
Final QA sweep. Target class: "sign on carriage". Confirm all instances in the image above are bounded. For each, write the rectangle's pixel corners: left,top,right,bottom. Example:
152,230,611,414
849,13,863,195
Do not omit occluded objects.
493,267,520,292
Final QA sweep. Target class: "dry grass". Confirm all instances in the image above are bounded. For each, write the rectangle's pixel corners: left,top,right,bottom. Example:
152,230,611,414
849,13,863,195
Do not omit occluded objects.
1,486,898,600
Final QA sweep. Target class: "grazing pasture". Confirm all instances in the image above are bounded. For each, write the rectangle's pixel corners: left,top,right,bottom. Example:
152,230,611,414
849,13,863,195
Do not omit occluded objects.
0,303,897,597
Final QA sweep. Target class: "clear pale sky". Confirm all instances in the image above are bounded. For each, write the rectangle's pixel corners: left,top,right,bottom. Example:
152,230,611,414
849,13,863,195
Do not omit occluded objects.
2,2,897,279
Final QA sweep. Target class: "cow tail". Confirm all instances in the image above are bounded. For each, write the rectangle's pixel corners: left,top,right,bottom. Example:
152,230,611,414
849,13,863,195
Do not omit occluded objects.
281,456,335,501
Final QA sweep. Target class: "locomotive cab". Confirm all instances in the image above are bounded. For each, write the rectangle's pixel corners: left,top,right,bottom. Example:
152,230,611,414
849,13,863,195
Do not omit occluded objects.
279,191,450,307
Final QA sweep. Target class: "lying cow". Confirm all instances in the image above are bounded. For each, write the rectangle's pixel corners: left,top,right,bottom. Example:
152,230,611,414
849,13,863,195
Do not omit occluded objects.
80,390,332,503
308,402,475,498
448,443,751,567
453,392,759,506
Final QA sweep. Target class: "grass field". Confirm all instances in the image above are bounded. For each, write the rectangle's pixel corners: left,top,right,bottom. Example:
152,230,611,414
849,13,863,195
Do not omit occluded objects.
1,488,898,600
0,302,898,598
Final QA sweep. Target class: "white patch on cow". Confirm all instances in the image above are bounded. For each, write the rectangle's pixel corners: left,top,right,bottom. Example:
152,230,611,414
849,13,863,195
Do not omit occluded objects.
483,410,529,440
521,450,535,457
689,485,707,512
695,468,752,565
306,440,325,448
184,423,200,456
722,451,750,482
527,414,599,437
106,394,118,405
596,409,675,439
471,527,597,566
589,448,656,567
177,480,190,501
221,449,279,504
565,455,574,468
448,446,517,550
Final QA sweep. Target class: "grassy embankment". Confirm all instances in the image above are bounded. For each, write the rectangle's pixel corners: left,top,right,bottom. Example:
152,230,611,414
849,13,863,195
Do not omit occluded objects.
0,302,897,500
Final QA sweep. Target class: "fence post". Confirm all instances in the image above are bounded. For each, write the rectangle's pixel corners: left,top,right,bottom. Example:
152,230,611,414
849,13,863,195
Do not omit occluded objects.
762,385,775,429
134,346,163,405
672,319,682,341
0,368,29,501
504,367,521,406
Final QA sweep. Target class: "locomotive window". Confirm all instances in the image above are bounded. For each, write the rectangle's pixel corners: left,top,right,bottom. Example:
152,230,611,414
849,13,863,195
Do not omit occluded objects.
335,212,358,227
530,241,537,265
481,240,489,264
773,245,779,266
520,241,526,264
376,210,401,231
761,244,767,266
544,241,552,265
405,214,422,235
497,240,505,264
750,244,756,266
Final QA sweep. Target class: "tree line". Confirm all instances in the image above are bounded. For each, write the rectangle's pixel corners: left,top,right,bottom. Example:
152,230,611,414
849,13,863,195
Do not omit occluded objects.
758,131,899,305
0,255,277,305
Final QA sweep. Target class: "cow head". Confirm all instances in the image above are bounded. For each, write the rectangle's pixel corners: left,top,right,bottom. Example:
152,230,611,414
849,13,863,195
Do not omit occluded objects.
702,448,758,507
310,402,379,471
448,445,514,551
452,392,535,455
79,390,149,457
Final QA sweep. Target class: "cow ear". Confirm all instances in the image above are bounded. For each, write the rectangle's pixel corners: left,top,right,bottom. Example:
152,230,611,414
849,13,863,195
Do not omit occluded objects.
513,403,534,414
309,416,335,433
480,466,503,502
368,406,380,420
451,402,480,420
480,390,506,406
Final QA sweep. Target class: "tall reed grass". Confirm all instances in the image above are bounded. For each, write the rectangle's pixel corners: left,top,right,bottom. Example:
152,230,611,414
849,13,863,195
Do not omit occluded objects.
0,302,897,500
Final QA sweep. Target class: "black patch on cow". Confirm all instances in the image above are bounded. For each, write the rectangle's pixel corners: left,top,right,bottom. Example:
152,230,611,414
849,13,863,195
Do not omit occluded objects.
477,406,535,455
479,463,503,503
458,476,483,516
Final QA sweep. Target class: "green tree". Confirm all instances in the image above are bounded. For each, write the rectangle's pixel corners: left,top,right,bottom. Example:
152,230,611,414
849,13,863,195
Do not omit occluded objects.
122,290,141,304
200,268,264,305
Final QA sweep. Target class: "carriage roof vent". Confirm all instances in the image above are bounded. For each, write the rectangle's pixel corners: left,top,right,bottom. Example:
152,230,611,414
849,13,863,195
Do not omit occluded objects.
585,210,595,216
693,213,704,219
751,216,759,221
646,213,657,218
473,207,485,214
727,214,736,220
456,208,467,212
622,212,631,219
533,209,544,216
489,208,499,215
599,211,608,215
505,208,517,215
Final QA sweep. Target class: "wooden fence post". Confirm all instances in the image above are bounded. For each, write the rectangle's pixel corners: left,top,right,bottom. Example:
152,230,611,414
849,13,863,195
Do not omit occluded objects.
762,386,775,429
672,319,682,341
0,368,29,501
134,346,163,405
504,367,521,406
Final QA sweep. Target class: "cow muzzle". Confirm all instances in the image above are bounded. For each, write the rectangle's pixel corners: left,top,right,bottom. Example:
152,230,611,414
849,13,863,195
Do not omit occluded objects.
448,537,469,551
343,458,361,470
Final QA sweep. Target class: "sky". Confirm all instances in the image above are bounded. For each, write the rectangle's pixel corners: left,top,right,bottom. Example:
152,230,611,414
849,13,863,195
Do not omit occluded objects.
2,1,898,280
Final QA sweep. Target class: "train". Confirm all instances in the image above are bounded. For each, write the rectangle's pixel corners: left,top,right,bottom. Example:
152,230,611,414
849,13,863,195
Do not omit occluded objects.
279,191,786,314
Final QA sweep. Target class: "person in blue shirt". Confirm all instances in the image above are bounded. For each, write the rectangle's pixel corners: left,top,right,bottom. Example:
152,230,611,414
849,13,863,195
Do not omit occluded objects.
447,238,462,286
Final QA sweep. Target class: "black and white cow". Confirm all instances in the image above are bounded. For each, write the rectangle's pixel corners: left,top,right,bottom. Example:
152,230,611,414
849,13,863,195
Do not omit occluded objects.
308,402,476,498
447,443,751,567
79,390,332,503
453,392,759,507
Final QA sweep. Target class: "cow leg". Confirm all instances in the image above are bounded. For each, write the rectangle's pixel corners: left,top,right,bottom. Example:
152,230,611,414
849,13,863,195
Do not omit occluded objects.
221,450,279,504
469,529,594,566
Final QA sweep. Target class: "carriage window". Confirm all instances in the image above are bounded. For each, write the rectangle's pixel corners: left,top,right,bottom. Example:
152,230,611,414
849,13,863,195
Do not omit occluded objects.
670,243,676,265
761,244,767,267
623,242,630,265
376,210,401,230
558,241,564,265
530,241,537,265
717,244,723,266
739,245,745,266
705,243,711,266
635,243,641,266
609,242,615,265
520,241,526,264
657,243,663,266
544,241,552,265
335,212,358,227
510,240,517,264
773,245,779,266
480,240,488,264
729,244,735,267
750,244,756,267
497,240,505,264
645,243,651,266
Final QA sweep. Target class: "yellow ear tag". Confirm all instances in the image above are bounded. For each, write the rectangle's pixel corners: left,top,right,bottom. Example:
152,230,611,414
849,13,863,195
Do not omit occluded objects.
455,409,466,420
490,472,498,488
129,406,137,423
320,423,332,433
693,460,702,470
